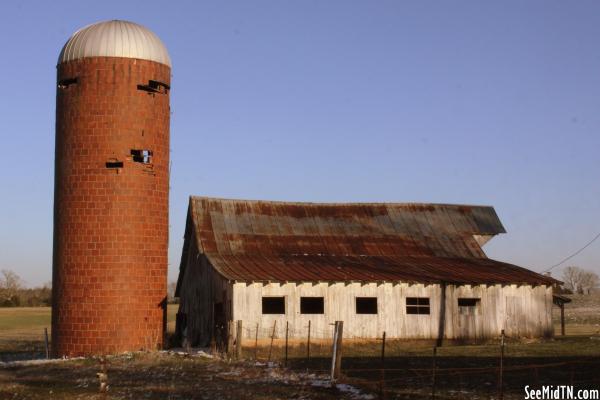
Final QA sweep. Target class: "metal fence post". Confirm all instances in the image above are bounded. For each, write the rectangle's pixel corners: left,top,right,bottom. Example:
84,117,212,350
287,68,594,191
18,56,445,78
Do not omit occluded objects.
254,323,259,360
285,321,289,367
235,320,243,359
268,320,277,362
307,320,311,360
498,329,505,400
380,331,386,399
44,328,50,359
431,346,437,400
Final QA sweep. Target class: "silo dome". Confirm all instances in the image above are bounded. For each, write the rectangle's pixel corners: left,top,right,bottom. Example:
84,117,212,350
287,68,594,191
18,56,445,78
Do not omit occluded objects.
58,20,171,67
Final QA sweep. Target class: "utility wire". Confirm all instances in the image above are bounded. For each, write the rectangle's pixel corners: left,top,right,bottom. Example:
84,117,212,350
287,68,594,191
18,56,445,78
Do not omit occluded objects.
542,231,600,273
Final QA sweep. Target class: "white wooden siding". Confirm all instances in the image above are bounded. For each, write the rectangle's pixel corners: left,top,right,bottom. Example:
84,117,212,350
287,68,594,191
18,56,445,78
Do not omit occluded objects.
231,282,553,340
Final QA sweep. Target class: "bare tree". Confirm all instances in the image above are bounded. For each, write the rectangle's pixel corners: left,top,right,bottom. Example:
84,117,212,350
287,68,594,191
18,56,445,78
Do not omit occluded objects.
580,270,599,294
562,266,599,294
0,269,23,304
562,266,581,293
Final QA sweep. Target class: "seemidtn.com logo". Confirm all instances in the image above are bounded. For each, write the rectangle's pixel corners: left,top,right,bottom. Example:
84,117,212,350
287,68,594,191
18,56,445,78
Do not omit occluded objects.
525,385,599,400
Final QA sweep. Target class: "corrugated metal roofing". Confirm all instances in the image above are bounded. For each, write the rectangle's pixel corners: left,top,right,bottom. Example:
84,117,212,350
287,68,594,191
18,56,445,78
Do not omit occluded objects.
190,197,505,259
183,196,554,285
206,254,556,285
58,20,171,67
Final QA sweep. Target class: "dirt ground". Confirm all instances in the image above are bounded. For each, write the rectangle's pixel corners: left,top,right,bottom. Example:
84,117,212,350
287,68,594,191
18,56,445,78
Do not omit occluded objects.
0,352,373,400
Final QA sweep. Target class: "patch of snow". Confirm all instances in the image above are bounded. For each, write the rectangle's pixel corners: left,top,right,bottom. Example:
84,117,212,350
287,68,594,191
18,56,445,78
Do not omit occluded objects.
193,350,213,358
336,383,375,399
310,379,374,399
0,357,85,368
310,379,331,388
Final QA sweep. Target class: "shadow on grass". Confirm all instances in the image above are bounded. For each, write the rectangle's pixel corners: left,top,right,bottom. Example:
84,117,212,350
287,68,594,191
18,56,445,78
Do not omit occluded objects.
0,339,46,362
286,354,600,399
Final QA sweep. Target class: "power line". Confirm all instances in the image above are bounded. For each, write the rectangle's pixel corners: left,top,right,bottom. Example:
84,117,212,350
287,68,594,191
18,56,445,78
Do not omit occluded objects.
542,231,600,274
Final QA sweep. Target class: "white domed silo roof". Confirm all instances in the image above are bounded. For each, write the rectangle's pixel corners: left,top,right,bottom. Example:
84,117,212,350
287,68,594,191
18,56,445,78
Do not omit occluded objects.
58,20,171,67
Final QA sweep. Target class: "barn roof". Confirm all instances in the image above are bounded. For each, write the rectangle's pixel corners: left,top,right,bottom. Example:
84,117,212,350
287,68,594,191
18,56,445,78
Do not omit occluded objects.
179,196,556,286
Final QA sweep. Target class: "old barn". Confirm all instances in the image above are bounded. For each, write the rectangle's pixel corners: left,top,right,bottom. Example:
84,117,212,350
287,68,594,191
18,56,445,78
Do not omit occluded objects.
175,197,557,346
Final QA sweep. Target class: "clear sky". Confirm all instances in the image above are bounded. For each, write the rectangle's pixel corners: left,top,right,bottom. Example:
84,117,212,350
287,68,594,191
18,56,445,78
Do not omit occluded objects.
1,0,599,287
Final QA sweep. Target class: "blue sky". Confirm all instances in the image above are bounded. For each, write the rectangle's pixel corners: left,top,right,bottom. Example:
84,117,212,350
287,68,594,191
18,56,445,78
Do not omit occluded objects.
1,1,599,286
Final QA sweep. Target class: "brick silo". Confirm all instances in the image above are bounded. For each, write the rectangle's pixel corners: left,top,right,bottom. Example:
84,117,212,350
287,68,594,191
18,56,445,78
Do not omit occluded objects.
52,20,171,356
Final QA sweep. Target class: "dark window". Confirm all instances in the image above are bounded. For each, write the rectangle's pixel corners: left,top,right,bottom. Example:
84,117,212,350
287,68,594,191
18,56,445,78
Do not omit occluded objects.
105,160,123,169
58,77,78,89
458,298,479,307
458,298,480,315
262,297,285,314
355,297,378,314
137,79,170,94
406,297,430,315
131,149,153,164
300,297,324,314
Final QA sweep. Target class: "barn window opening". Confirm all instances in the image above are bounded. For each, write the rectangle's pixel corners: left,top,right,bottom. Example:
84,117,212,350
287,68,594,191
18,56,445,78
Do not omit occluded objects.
137,79,170,94
458,298,480,316
105,160,123,169
58,77,78,89
262,297,285,314
355,297,378,314
131,149,152,164
300,297,324,314
406,297,430,315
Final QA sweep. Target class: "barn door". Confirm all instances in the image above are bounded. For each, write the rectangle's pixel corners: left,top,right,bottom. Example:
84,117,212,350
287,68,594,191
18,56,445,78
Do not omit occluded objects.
505,296,524,337
457,298,482,340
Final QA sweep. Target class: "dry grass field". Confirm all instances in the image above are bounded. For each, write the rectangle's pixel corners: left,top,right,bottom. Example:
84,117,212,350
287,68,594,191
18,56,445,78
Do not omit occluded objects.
0,295,598,399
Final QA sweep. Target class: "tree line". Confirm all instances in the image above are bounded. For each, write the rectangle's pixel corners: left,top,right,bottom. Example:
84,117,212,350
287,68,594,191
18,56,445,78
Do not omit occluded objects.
0,270,51,307
561,266,599,295
0,269,180,307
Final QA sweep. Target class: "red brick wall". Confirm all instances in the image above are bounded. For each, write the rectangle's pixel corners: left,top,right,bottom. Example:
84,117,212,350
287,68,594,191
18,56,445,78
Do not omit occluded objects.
52,57,170,356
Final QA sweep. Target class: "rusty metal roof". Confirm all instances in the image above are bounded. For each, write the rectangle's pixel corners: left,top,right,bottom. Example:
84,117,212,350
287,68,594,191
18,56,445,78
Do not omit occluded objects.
179,197,554,285
206,254,556,285
190,197,506,259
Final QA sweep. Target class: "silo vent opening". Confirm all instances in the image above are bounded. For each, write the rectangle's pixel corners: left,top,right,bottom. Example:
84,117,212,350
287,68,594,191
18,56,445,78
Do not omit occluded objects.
105,160,124,169
58,77,78,89
137,80,169,94
131,149,152,164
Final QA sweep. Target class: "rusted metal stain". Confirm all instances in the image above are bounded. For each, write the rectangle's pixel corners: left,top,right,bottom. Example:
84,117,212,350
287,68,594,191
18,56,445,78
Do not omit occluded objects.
181,197,554,285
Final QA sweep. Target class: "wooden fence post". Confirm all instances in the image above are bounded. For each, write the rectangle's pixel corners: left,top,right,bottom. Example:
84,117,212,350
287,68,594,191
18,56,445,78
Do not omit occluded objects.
307,320,311,360
227,320,235,359
268,320,277,362
498,329,505,400
330,321,344,382
44,328,50,359
235,320,243,359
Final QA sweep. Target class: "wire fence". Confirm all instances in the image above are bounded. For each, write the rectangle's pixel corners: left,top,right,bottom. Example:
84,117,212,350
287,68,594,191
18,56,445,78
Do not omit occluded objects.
0,327,50,362
225,320,600,399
